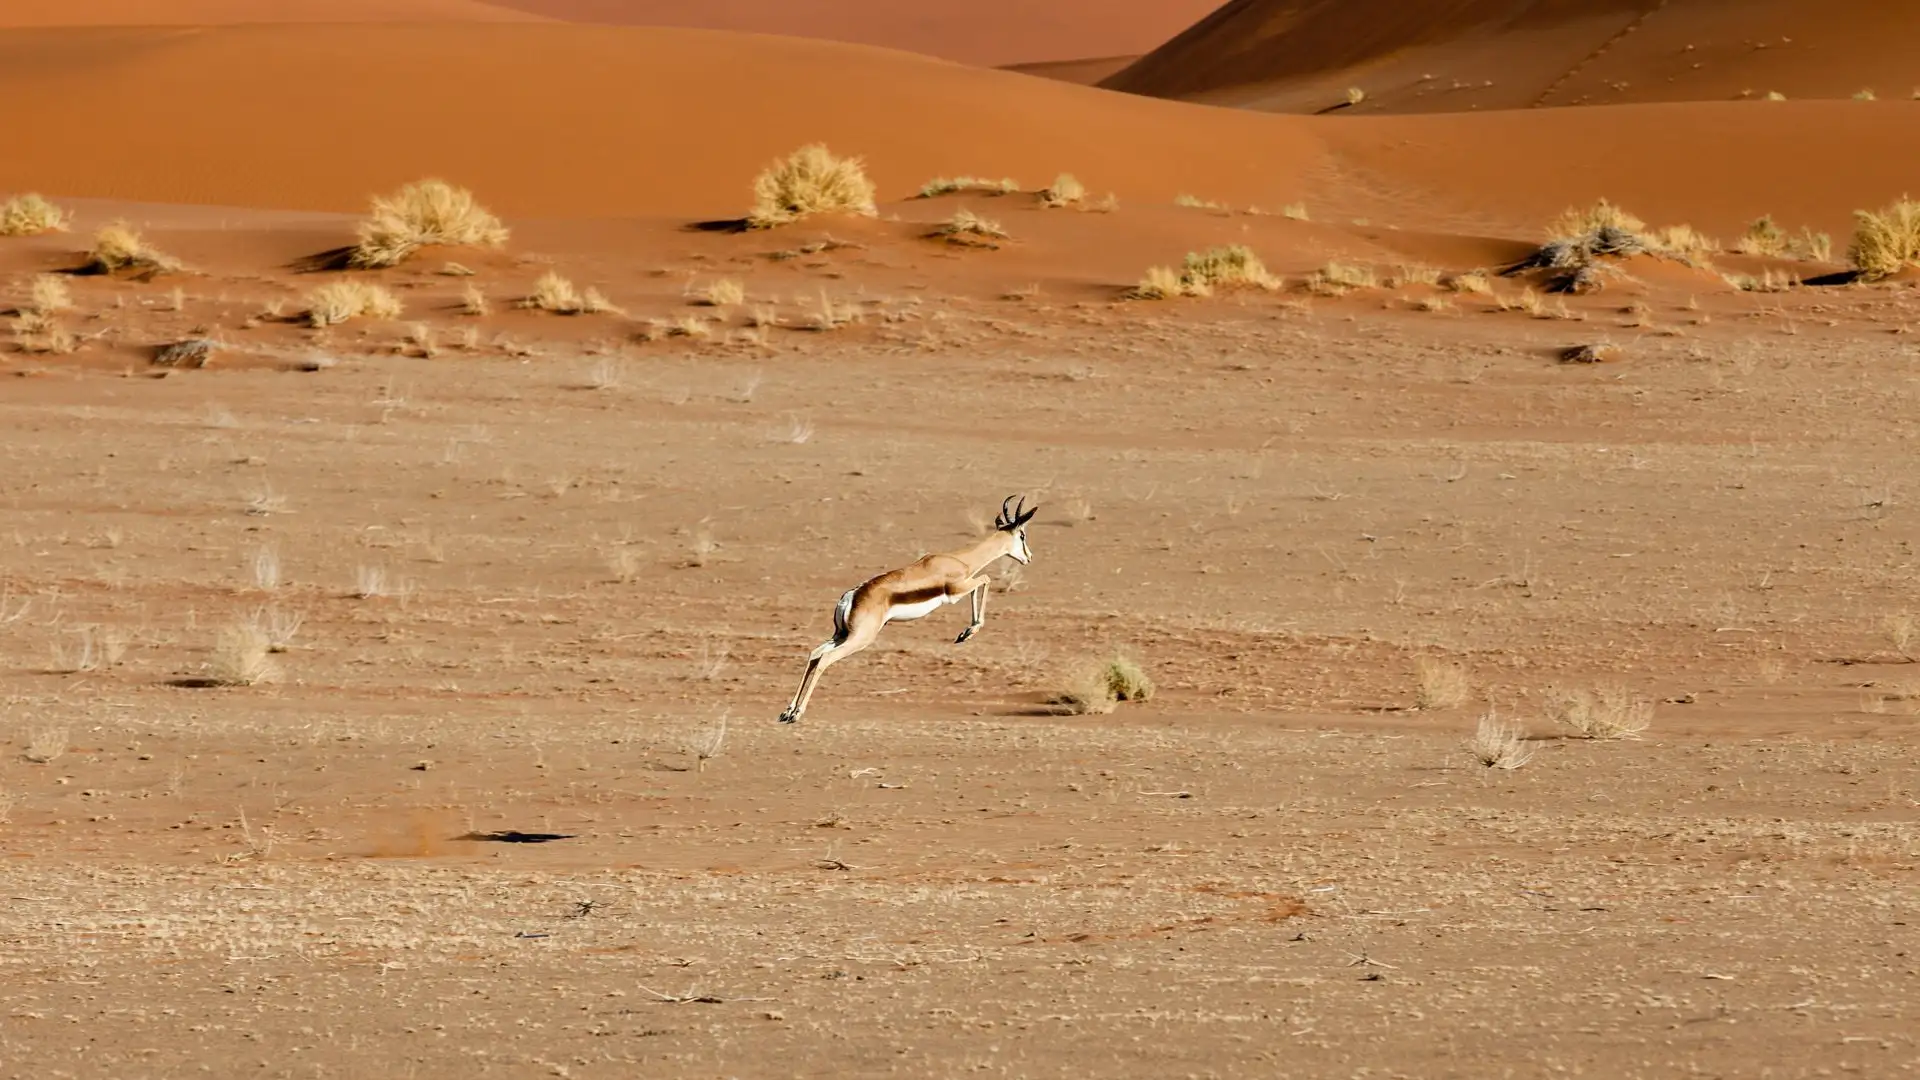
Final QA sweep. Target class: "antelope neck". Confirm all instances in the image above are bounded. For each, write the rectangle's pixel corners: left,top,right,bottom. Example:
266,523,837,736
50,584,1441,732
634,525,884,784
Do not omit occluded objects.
953,531,1014,574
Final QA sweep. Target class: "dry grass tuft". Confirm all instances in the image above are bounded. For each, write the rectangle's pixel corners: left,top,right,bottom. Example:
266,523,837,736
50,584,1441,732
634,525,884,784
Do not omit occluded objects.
0,193,71,236
1131,265,1205,300
85,221,177,274
1039,173,1085,208
1466,712,1534,769
207,623,276,686
1100,657,1155,702
1307,261,1378,295
1442,271,1495,295
1848,197,1920,279
1726,268,1797,293
1182,245,1280,290
1386,264,1442,288
919,176,1019,198
1134,245,1277,298
10,309,80,354
461,283,491,316
1047,656,1153,714
697,279,746,307
1516,199,1705,280
1415,657,1471,710
749,145,877,228
246,606,304,653
1651,224,1717,257
1281,202,1310,221
1544,685,1652,740
349,179,508,269
1735,215,1831,261
23,725,67,765
27,274,72,314
1173,194,1229,212
305,280,403,327
1046,677,1117,715
930,208,1010,245
1547,199,1645,241
802,291,861,331
521,271,616,315
1737,214,1789,256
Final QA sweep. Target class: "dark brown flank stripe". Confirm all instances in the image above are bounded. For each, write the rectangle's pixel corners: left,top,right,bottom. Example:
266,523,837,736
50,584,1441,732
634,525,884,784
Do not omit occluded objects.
890,585,949,607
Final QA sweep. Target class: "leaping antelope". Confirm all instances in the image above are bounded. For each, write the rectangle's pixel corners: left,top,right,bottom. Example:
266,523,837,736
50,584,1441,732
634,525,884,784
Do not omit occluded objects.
778,495,1040,724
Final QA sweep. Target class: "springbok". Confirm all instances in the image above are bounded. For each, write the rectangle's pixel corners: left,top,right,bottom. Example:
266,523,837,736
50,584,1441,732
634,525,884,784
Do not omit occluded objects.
778,495,1039,724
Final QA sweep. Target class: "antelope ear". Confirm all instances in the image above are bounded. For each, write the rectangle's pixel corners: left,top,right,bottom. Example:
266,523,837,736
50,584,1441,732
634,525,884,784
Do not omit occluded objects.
1014,505,1039,528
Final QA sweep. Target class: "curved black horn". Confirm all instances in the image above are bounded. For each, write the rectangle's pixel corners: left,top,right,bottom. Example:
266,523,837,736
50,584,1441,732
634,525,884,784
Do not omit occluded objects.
995,495,1018,530
1013,497,1039,528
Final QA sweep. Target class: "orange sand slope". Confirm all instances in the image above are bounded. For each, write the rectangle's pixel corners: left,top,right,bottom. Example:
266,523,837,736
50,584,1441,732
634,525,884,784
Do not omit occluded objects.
489,0,1224,67
4,24,1920,241
0,25,1324,219
0,0,543,24
1106,0,1920,113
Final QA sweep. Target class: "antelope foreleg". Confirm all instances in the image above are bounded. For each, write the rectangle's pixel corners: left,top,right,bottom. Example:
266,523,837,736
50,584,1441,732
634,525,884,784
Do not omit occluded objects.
954,577,991,644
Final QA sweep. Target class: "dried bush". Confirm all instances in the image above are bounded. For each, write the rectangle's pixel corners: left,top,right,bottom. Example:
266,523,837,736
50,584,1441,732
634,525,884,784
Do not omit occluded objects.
305,280,403,327
349,179,508,269
748,145,877,229
1849,198,1920,279
1544,685,1652,740
0,193,70,236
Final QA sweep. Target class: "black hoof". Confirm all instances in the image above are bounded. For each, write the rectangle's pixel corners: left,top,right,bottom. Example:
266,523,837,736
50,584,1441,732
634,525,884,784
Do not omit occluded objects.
778,711,799,725
955,629,976,644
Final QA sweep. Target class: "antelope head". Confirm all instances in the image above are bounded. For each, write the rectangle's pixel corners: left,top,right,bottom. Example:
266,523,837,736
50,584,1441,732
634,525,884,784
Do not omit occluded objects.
994,494,1040,564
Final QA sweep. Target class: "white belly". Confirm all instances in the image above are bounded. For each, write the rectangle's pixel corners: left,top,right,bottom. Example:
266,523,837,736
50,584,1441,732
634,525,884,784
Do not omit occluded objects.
886,595,949,623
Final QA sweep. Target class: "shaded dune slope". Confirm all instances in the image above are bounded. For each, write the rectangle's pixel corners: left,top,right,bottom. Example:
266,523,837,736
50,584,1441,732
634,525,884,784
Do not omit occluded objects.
1,25,1918,245
1105,0,1920,113
0,0,544,24
485,0,1224,67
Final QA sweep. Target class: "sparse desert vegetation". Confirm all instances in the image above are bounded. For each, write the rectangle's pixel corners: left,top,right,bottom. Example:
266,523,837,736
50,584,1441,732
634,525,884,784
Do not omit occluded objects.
929,208,1009,245
1307,261,1379,295
696,279,746,307
1848,197,1920,279
1181,245,1280,290
1134,244,1278,298
1466,711,1533,768
205,622,276,686
1544,685,1653,739
349,179,508,269
1038,173,1085,208
748,144,877,228
0,192,71,236
1047,656,1154,714
521,271,617,315
83,220,177,274
918,176,1019,198
305,280,403,327
1736,215,1832,260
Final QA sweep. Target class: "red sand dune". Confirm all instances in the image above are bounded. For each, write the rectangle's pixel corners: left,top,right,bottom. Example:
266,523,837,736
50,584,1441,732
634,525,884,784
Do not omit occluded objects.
0,0,543,24
2,23,1919,244
1106,0,1920,113
489,0,1224,68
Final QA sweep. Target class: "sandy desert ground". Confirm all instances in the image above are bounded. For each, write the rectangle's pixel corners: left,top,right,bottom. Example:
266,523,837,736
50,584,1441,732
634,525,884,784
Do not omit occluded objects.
2,3,1918,1078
